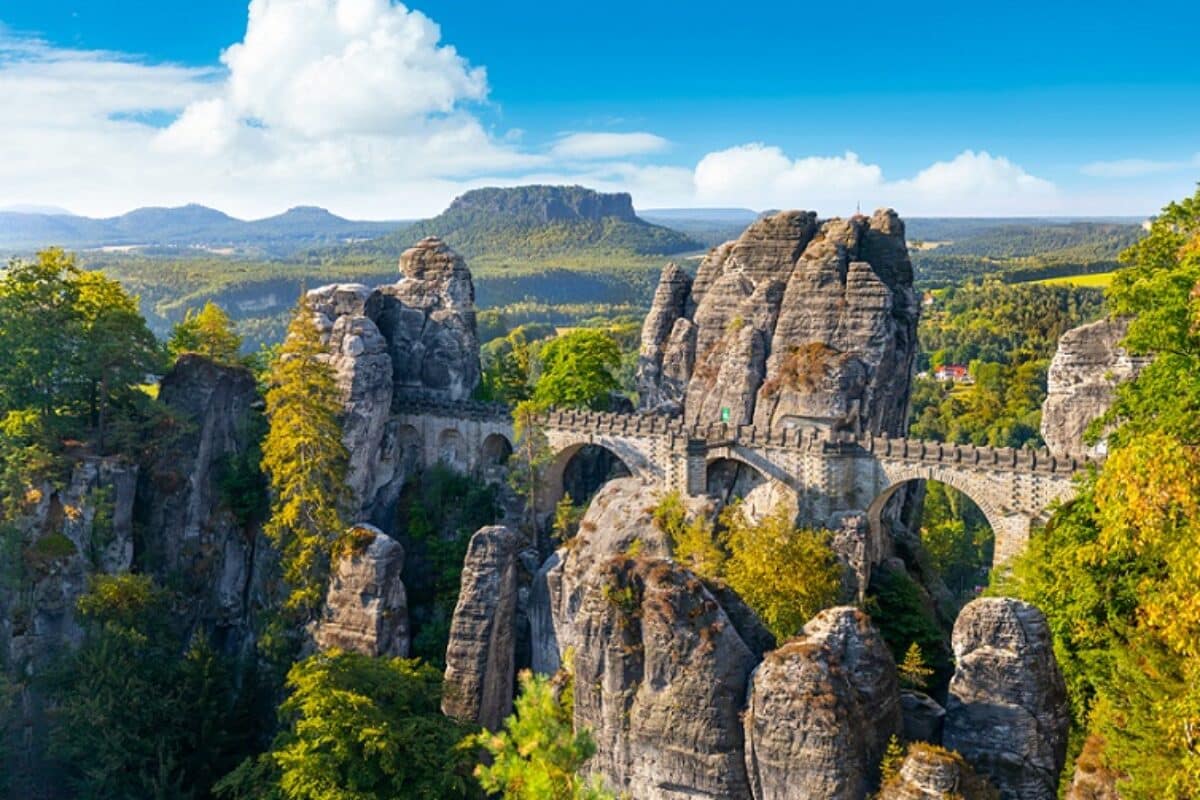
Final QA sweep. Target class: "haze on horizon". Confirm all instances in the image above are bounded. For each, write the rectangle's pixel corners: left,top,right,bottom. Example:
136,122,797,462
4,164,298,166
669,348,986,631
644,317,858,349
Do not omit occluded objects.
1,0,1198,220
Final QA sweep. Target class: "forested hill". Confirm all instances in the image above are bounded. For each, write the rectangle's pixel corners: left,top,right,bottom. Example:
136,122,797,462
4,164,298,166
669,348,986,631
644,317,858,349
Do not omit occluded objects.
0,203,401,254
329,185,703,266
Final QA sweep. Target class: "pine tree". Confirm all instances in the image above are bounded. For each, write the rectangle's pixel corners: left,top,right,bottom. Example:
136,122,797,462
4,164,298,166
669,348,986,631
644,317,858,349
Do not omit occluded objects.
509,400,552,538
879,735,906,786
898,642,934,690
261,297,350,617
471,667,616,800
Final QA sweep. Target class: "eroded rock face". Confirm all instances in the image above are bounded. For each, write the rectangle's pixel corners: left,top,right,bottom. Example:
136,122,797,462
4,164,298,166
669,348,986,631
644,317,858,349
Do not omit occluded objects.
900,690,946,744
574,556,758,800
743,607,900,800
1041,318,1145,458
944,598,1070,800
637,210,918,436
636,263,694,414
533,478,678,669
308,236,482,523
135,355,271,653
442,525,523,731
529,478,758,799
2,456,136,800
313,525,409,658
879,744,999,800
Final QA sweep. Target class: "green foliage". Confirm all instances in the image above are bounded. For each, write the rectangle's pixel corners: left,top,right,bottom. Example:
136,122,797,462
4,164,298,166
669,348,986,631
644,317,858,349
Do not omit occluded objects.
1000,189,1200,797
552,494,585,541
215,408,269,528
261,297,351,617
220,650,479,800
478,325,543,404
910,280,1105,450
47,574,244,800
399,465,499,665
650,495,840,642
652,491,725,577
718,503,841,642
0,249,163,453
533,329,623,411
274,652,478,800
866,565,951,680
919,279,1103,369
917,482,993,600
470,668,616,800
169,301,244,365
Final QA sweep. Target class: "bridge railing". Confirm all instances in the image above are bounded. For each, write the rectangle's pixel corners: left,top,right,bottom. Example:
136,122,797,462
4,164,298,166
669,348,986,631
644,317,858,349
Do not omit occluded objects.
393,397,1094,475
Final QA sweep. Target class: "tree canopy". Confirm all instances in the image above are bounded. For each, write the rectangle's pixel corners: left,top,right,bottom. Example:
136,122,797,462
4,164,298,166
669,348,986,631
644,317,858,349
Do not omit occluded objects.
1003,187,1200,797
169,301,244,366
532,329,622,411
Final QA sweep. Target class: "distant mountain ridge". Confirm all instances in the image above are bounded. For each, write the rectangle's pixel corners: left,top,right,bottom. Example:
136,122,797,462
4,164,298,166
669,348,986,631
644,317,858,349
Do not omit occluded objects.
0,203,402,254
341,185,702,264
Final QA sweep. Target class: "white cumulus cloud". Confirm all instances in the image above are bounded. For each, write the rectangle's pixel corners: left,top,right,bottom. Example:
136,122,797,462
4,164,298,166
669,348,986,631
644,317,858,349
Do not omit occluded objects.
677,146,1061,216
693,145,883,209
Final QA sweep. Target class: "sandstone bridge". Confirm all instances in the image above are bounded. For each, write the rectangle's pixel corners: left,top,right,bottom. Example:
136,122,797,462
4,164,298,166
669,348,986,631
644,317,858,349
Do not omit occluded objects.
392,397,1091,569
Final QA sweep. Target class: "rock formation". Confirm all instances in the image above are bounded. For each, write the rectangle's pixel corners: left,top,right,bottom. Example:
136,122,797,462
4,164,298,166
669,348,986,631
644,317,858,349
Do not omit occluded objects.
944,598,1070,800
743,607,901,800
900,689,946,744
637,209,918,436
313,525,409,657
309,236,481,522
135,354,271,655
442,525,523,731
878,743,999,800
528,478,762,798
1,456,136,799
573,555,758,800
1041,317,1145,458
532,478,678,672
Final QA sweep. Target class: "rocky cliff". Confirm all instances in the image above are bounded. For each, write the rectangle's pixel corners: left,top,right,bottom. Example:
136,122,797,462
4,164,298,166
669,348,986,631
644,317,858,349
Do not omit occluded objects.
944,598,1070,800
441,525,523,731
637,209,919,435
135,355,273,656
878,743,999,800
1,456,136,798
313,524,410,658
743,607,901,800
1041,317,1145,458
308,236,481,523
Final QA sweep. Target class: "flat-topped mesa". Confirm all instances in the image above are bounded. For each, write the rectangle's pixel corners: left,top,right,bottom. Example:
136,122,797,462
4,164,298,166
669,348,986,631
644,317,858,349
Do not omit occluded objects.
306,237,481,520
637,208,919,437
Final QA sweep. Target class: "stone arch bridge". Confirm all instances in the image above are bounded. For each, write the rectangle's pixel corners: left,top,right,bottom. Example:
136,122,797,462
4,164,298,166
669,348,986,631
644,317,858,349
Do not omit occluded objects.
392,397,1091,568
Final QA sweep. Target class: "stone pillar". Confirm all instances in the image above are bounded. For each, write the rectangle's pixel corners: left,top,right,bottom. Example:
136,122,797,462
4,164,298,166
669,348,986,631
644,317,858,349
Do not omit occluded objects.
992,514,1033,567
685,438,707,496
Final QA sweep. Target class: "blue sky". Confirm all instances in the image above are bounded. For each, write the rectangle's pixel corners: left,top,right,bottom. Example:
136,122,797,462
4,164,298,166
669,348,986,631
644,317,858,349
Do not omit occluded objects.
1,0,1198,218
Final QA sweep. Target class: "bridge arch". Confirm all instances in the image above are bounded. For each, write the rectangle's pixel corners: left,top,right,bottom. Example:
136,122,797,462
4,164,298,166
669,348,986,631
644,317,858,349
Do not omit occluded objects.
538,440,642,513
437,428,469,472
866,462,1032,570
393,423,423,473
481,433,513,467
